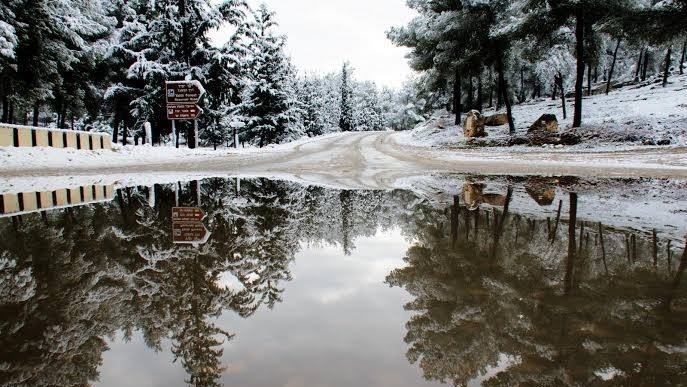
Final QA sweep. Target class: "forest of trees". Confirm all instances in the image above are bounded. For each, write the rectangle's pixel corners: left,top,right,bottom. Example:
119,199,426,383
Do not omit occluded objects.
389,0,687,131
0,1,424,149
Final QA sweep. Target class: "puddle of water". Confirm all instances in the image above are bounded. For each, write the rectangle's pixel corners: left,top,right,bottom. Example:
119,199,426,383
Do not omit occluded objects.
0,176,686,387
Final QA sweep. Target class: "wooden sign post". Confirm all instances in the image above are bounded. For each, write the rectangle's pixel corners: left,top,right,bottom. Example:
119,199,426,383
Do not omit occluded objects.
166,80,205,149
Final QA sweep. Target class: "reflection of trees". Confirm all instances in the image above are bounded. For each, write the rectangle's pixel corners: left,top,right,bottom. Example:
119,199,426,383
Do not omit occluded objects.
0,179,302,387
388,192,687,386
0,179,412,386
3,178,685,386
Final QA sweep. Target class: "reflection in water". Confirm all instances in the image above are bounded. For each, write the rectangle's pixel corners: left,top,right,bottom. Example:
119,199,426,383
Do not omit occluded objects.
0,177,686,386
387,185,687,386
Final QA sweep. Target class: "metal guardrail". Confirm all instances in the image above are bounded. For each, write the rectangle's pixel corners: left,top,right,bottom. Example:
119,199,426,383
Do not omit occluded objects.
0,123,112,150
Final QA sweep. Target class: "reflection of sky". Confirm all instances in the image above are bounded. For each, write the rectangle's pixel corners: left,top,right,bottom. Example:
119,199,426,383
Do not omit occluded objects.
96,229,441,387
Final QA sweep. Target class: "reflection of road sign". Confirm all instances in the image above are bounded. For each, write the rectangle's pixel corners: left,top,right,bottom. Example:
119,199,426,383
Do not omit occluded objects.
173,222,211,244
172,207,206,222
167,104,203,120
166,80,205,104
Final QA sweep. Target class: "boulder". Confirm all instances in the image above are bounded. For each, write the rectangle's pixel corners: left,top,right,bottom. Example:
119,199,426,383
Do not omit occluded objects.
528,131,581,146
524,177,557,206
463,110,486,138
484,113,509,126
461,183,508,210
528,114,559,133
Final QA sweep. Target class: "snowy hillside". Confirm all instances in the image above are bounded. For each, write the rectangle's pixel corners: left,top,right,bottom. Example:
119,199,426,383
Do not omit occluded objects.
398,73,687,149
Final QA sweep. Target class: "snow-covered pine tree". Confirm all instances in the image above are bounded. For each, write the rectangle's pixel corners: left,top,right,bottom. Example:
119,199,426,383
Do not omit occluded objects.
297,74,327,136
339,62,355,132
242,5,303,147
354,81,383,131
203,0,253,149
0,0,18,123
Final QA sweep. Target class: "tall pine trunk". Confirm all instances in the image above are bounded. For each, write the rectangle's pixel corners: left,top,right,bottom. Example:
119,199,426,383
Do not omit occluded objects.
477,73,483,112
680,38,686,75
565,193,578,295
1,96,8,123
663,46,672,87
453,67,462,125
8,100,14,124
497,56,515,135
635,48,644,81
587,63,592,95
467,77,474,111
557,72,567,120
641,50,649,81
573,8,585,128
606,38,621,95
33,101,40,127
112,109,121,144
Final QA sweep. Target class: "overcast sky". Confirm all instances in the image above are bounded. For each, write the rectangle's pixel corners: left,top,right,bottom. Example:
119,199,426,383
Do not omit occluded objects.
210,0,417,88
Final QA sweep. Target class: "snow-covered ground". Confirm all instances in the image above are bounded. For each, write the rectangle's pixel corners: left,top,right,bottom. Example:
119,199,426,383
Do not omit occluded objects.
397,73,687,149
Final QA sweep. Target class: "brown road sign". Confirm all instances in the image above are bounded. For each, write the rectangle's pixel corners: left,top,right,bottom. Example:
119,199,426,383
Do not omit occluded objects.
172,207,206,222
167,104,203,120
173,222,211,244
166,80,205,104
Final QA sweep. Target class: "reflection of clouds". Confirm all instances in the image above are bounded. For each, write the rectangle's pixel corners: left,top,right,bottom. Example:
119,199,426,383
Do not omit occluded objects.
304,230,408,305
219,228,441,387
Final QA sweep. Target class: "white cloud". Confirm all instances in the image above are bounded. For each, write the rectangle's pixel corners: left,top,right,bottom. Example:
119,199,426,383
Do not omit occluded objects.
210,0,418,88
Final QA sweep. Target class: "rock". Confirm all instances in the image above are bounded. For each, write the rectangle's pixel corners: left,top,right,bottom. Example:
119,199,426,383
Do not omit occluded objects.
524,177,559,206
484,113,509,126
528,131,580,146
462,183,508,210
528,114,559,133
657,139,671,146
463,110,486,138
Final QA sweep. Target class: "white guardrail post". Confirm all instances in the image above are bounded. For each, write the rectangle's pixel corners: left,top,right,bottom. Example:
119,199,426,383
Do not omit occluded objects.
0,123,112,150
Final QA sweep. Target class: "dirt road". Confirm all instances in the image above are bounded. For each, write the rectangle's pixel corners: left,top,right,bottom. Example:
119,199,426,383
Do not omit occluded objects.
2,131,687,190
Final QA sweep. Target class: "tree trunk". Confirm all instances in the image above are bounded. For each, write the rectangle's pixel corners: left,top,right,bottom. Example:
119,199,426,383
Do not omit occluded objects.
573,7,584,128
496,74,503,109
557,72,567,120
112,110,121,144
663,46,672,87
531,81,539,100
1,95,7,123
8,100,14,124
33,101,40,127
641,50,649,81
552,78,558,100
497,57,515,135
477,73,483,112
488,69,494,108
122,123,128,146
635,48,644,81
680,38,686,75
606,38,622,95
520,67,527,102
467,76,474,111
594,66,598,83
565,193,578,295
587,63,592,95
59,105,67,128
453,67,462,125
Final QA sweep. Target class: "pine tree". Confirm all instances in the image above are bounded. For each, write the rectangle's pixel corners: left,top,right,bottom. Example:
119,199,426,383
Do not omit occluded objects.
242,5,303,147
339,62,355,132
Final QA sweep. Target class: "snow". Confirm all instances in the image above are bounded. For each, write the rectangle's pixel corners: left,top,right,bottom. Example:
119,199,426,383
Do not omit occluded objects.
594,367,624,381
397,72,687,149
